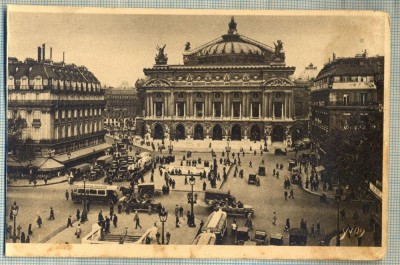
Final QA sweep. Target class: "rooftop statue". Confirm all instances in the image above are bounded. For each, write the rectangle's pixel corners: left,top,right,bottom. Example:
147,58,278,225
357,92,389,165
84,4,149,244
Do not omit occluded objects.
185,42,191,51
273,40,285,61
155,44,168,65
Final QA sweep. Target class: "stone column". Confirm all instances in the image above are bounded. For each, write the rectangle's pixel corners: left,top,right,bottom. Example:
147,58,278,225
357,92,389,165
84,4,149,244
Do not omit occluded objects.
169,92,174,117
261,91,266,118
268,93,273,119
149,94,153,117
242,93,247,117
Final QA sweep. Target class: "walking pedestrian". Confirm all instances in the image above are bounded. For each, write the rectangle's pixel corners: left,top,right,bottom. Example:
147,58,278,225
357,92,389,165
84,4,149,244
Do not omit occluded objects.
276,171,279,179
65,190,69,201
117,203,122,214
113,214,118,228
28,224,33,236
36,216,42,228
76,209,81,221
272,212,277,225
49,207,55,220
98,210,104,223
20,232,26,243
285,218,291,231
284,191,288,200
273,168,276,176
310,224,315,237
109,205,114,218
175,205,179,217
25,235,30,243
231,219,237,236
203,181,207,191
105,216,111,234
289,189,294,199
179,206,184,217
316,221,321,236
134,210,142,229
75,224,81,238
67,215,73,228
175,215,180,228
249,161,252,168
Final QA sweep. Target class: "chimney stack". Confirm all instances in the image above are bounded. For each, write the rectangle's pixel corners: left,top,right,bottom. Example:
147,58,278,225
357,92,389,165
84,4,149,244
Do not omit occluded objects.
37,46,41,62
50,47,52,60
42,44,45,60
333,52,336,61
63,51,65,64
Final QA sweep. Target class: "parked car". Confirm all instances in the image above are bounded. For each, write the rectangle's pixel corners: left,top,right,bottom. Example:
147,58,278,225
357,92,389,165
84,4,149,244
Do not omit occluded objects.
274,148,287,156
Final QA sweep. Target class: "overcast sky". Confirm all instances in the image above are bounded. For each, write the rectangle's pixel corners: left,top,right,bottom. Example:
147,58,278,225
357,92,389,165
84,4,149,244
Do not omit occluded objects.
8,11,386,87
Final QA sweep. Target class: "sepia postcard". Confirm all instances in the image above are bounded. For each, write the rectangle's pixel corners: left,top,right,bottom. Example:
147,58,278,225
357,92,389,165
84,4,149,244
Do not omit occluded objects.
5,5,389,260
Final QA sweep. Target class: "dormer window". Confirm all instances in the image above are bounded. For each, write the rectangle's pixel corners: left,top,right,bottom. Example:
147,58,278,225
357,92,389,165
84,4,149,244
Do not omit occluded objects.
7,76,15,90
59,80,64,90
72,81,76,91
34,76,43,90
20,76,29,90
52,79,58,89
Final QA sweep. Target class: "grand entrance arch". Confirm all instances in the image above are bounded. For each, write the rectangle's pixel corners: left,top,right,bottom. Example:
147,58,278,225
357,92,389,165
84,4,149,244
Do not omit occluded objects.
250,125,261,141
154,124,164,139
231,125,242,141
194,124,204,140
272,125,285,142
175,124,185,140
212,124,223,140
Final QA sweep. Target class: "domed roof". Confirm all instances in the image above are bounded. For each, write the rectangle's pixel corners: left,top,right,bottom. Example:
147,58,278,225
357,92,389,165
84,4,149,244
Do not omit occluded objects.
199,41,263,56
183,17,279,66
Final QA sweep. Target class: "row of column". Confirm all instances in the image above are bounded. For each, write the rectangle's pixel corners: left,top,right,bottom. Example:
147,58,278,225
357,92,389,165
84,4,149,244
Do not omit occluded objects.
146,91,293,118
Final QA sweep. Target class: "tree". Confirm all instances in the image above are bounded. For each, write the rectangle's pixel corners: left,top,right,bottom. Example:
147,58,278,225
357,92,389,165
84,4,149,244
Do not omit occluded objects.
7,116,26,154
321,122,383,194
7,116,35,164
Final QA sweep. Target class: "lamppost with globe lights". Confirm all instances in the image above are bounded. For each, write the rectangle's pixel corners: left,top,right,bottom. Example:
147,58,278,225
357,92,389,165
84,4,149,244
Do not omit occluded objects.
158,209,168,244
187,176,197,227
10,201,19,243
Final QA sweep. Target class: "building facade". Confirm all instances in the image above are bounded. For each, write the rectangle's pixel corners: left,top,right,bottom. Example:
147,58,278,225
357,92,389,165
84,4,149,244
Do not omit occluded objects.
7,44,109,169
135,18,310,144
104,86,137,135
310,52,384,153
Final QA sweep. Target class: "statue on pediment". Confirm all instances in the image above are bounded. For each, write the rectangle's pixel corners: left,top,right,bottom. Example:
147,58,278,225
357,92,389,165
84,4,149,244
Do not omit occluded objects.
155,44,168,65
273,40,285,61
185,42,191,51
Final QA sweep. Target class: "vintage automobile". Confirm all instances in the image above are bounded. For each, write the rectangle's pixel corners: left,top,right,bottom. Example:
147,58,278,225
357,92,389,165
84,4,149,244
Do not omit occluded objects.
274,148,287,156
248,174,260,186
236,226,250,245
288,159,297,171
210,203,254,218
123,196,159,213
258,166,266,176
270,232,284,245
254,230,267,245
289,228,308,246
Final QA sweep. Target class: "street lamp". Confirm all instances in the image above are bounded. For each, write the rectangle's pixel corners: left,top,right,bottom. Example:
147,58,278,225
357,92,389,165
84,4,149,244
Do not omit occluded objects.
83,177,88,213
158,209,168,244
188,176,197,227
212,153,217,180
10,201,19,243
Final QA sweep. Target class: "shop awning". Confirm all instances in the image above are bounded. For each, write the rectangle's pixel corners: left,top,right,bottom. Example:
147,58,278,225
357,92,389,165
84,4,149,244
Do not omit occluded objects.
54,143,112,163
35,158,65,172
7,156,31,168
315,165,326,172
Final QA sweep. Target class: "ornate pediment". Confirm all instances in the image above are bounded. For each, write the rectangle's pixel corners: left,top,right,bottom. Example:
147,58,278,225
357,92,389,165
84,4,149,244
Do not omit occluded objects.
263,78,294,87
143,79,171,87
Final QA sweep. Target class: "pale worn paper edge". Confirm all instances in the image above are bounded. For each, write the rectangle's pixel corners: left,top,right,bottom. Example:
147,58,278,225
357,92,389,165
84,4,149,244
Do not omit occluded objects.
5,5,390,260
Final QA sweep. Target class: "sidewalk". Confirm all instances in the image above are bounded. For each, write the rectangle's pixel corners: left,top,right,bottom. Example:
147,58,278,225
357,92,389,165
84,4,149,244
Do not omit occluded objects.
132,138,289,154
46,209,200,245
7,175,68,188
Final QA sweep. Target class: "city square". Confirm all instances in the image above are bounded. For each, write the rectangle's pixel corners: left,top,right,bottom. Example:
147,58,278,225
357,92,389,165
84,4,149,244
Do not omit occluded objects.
5,9,385,254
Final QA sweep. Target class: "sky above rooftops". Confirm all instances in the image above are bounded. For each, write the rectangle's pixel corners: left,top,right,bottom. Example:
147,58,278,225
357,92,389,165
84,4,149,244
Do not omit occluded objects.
8,10,386,87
